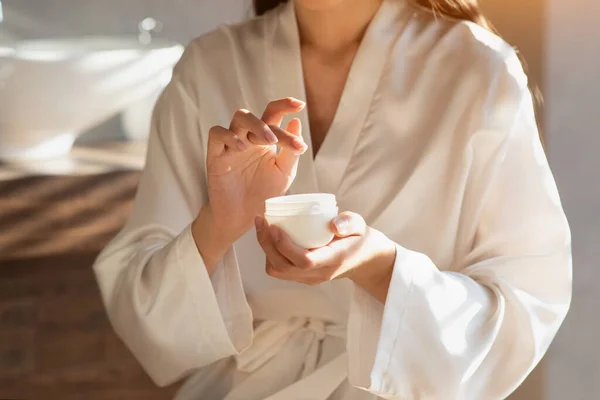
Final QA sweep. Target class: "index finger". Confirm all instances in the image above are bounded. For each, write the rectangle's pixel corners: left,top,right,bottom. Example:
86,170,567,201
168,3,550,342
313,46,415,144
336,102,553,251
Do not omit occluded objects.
230,109,277,145
262,97,306,126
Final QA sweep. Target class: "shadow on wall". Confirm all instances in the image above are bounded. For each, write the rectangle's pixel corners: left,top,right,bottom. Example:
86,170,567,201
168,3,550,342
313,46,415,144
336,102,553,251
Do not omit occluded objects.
0,172,180,399
77,116,127,144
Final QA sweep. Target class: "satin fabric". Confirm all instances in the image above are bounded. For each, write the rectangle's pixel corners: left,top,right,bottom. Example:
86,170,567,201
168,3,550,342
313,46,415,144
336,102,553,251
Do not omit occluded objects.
93,0,572,399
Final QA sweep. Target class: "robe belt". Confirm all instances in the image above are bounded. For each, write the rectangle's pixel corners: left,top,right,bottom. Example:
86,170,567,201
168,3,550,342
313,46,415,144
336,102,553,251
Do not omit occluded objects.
233,316,348,400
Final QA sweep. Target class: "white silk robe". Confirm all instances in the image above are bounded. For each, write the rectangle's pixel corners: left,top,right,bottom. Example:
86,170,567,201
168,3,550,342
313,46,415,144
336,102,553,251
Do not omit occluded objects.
93,0,572,399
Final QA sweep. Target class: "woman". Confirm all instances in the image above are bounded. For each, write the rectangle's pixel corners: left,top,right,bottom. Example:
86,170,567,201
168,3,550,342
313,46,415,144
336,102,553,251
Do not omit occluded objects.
93,0,572,398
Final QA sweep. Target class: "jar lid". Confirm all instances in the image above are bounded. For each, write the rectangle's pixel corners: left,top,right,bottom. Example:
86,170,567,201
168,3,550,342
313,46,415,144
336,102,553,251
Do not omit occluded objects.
265,193,337,216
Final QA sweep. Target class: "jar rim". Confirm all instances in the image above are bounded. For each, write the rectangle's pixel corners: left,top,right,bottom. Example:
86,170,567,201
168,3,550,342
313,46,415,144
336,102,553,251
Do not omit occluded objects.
266,193,336,206
265,205,338,217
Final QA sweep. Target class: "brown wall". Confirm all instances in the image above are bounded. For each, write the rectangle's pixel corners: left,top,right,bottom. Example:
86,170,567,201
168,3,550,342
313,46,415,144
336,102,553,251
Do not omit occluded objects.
482,0,545,118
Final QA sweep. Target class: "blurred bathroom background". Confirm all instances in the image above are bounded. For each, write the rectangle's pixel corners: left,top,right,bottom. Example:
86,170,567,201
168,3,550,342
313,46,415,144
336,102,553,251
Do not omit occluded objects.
0,0,597,399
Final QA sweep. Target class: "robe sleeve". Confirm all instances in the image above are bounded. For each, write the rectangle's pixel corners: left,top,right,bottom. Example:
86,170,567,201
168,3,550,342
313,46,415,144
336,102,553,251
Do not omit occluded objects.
92,45,253,387
346,51,572,399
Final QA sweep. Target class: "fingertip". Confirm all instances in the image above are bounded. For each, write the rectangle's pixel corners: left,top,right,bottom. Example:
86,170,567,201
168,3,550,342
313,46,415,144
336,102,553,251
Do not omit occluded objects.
293,138,307,151
287,97,306,109
284,119,302,141
287,117,302,131
332,216,350,236
270,225,281,243
255,216,265,232
266,263,279,277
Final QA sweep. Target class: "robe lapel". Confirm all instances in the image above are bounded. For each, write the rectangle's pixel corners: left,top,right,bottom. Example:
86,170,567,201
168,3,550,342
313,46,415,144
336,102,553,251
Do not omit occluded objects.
269,0,406,196
313,0,405,195
268,2,320,195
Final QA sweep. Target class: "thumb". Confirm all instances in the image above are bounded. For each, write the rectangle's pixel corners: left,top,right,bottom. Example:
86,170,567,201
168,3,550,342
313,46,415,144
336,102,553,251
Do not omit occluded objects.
331,212,367,237
275,118,304,179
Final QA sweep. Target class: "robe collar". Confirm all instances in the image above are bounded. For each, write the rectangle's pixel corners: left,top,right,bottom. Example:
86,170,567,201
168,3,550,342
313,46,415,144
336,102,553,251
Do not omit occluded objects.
267,0,408,195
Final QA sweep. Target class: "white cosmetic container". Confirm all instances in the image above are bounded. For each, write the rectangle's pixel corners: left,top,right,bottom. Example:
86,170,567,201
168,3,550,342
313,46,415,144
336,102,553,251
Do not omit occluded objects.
264,194,338,249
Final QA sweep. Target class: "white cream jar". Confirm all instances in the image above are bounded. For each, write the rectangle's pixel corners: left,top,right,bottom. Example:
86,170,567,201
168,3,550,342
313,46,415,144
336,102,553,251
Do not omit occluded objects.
264,194,338,249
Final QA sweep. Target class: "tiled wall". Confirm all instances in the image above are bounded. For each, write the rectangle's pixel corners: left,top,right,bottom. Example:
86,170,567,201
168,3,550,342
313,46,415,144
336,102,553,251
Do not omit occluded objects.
2,0,250,43
2,0,251,141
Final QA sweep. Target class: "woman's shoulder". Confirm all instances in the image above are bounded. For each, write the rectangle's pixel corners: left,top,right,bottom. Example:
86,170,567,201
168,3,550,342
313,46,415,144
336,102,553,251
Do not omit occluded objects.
447,20,528,89
400,9,528,92
437,19,517,66
393,9,533,143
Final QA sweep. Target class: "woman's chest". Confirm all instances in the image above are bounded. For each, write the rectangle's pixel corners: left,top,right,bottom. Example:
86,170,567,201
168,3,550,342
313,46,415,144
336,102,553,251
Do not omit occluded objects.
302,47,357,156
196,34,482,275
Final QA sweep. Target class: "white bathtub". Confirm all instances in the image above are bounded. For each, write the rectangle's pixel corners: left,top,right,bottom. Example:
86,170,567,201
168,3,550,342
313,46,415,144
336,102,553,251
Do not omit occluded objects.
0,37,183,162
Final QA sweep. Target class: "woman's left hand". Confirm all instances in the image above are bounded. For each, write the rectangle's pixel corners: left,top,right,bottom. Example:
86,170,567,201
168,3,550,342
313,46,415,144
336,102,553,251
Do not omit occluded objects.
255,212,397,292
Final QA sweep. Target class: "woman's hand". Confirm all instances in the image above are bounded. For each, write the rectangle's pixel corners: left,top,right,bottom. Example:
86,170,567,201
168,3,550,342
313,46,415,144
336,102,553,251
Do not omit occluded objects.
193,98,308,270
255,212,397,301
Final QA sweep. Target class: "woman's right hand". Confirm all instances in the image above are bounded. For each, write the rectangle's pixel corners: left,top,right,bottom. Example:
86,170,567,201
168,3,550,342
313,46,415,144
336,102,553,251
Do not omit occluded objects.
193,98,308,270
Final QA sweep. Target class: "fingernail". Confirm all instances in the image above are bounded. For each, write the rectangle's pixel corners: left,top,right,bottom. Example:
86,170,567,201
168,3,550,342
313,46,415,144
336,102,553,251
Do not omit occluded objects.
236,140,247,151
266,130,278,144
270,226,280,242
334,217,349,235
255,216,264,232
289,98,306,108
293,139,307,150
